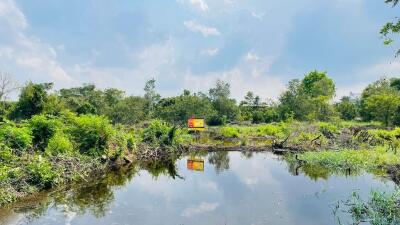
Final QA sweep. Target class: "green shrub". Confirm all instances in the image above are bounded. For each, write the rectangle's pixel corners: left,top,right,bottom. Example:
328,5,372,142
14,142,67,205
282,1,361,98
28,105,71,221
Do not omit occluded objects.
257,124,286,138
206,115,227,126
71,114,115,156
45,132,73,155
220,126,240,138
0,124,32,151
0,145,15,163
142,119,177,147
30,115,62,151
27,155,58,188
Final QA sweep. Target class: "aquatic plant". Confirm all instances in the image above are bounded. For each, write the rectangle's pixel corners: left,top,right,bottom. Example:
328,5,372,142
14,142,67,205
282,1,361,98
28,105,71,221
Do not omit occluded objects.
334,189,400,225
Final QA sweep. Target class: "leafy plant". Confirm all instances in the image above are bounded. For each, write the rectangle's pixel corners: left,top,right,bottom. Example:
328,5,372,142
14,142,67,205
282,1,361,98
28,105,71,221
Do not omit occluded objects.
0,123,32,151
27,155,58,188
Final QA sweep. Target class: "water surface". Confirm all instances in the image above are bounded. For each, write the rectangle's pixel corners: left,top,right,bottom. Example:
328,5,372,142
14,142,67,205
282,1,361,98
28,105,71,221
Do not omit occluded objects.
0,151,395,225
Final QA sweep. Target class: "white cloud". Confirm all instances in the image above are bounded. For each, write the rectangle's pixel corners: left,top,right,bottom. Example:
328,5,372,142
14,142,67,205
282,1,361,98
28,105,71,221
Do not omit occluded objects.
190,0,209,12
0,0,74,86
181,202,218,218
184,20,221,37
246,51,260,61
183,53,285,101
201,48,219,56
0,0,27,29
251,11,265,20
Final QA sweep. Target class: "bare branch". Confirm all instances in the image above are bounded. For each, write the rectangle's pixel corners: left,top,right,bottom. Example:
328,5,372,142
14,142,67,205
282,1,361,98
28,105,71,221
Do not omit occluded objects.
0,71,19,102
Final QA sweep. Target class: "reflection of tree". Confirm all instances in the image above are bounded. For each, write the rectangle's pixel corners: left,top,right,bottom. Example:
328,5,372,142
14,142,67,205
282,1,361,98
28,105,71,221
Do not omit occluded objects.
55,181,114,218
208,152,230,173
52,165,140,218
241,151,254,159
284,157,362,181
140,157,183,179
1,164,140,222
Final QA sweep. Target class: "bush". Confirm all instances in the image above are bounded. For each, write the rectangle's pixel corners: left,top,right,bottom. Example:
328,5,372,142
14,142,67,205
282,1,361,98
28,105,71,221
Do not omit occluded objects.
70,115,115,156
27,156,58,188
142,119,177,147
206,115,227,126
257,124,286,138
0,123,32,151
45,132,73,155
30,115,62,151
220,126,240,138
0,145,15,163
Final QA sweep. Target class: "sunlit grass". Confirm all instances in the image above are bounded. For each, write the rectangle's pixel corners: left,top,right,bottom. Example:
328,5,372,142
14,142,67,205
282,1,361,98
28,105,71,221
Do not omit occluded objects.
298,146,400,170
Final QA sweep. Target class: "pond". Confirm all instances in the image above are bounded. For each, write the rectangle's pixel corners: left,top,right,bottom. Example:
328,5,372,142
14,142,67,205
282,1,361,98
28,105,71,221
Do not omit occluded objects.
0,151,396,225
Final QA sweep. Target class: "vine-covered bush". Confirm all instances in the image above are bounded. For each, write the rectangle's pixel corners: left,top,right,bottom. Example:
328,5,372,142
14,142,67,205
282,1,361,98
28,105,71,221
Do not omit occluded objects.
142,119,178,147
45,132,74,155
70,114,115,156
27,156,58,188
0,123,32,151
30,115,62,151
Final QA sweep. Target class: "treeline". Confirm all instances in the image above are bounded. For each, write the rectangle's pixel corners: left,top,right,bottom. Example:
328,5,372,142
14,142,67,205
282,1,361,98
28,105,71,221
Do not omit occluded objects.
2,70,400,127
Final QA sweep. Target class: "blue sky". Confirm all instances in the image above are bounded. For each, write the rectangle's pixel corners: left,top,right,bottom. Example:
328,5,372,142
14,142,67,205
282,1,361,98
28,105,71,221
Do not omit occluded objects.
0,0,399,100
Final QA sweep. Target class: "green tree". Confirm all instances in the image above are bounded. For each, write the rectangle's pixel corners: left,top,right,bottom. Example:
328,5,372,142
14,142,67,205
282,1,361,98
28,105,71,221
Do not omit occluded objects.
207,80,239,125
279,71,336,121
144,78,161,117
335,96,359,121
360,78,400,126
360,78,396,121
365,92,400,126
59,84,107,115
11,82,53,120
156,90,215,124
391,77,400,90
109,96,147,125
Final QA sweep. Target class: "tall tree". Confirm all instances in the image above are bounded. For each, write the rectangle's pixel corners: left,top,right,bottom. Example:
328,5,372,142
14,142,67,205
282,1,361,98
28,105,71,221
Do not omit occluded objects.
144,78,160,116
360,78,400,126
279,71,336,121
208,80,239,125
11,82,53,120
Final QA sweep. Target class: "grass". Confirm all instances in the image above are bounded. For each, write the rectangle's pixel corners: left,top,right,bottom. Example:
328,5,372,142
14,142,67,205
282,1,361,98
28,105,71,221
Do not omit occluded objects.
297,147,400,171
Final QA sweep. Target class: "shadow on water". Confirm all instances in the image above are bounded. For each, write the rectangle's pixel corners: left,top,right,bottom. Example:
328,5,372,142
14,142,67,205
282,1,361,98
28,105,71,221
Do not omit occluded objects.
0,151,397,225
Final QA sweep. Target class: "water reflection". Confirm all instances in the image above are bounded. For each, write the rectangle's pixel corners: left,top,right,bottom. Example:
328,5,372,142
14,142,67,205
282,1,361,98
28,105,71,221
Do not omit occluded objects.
208,151,230,174
0,151,396,225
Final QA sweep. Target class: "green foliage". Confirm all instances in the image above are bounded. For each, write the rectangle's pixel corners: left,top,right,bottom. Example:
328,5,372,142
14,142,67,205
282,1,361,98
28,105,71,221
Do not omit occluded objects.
381,0,400,56
0,145,15,163
71,114,115,156
360,78,400,126
220,126,240,138
144,78,161,116
257,123,286,138
27,155,58,188
30,115,62,151
10,82,53,120
338,189,400,225
208,80,239,124
109,96,147,125
45,132,73,155
335,96,359,121
0,123,32,151
142,119,178,147
156,90,215,125
279,71,336,121
301,70,335,98
298,147,400,170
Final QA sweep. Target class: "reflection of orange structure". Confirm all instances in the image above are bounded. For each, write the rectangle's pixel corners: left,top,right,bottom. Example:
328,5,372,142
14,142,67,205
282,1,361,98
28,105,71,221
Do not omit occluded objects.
187,159,204,171
188,118,205,131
